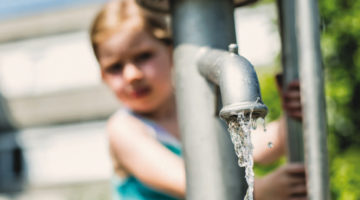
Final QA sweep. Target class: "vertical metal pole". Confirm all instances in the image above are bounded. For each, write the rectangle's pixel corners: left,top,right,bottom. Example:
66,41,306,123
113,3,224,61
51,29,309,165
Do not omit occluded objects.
276,0,304,162
170,0,247,199
295,0,330,199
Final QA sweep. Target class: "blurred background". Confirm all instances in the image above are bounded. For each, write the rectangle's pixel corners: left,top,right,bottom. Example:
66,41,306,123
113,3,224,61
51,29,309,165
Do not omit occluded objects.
0,0,118,199
0,0,358,199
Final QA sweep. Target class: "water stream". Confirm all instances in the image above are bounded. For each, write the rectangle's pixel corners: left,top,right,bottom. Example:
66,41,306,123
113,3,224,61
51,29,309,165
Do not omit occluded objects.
227,110,266,200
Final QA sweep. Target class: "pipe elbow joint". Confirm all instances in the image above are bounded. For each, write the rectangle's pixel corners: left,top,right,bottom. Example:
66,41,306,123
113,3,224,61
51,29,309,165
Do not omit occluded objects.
197,46,268,122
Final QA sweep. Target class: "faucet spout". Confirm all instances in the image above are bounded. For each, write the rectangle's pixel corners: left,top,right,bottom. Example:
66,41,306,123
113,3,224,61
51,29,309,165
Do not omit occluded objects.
197,46,268,122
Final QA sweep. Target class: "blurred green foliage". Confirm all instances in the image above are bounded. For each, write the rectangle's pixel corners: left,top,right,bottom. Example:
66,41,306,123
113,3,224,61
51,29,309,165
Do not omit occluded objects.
320,0,360,150
330,147,360,200
319,0,360,199
258,69,282,122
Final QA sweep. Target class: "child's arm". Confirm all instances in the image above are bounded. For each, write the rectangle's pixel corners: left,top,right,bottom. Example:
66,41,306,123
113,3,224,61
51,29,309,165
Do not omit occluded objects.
252,117,287,165
252,77,302,164
107,113,186,198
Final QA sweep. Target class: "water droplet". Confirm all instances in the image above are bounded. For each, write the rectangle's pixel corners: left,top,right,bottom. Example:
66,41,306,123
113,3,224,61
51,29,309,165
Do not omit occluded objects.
267,142,273,148
251,120,257,130
263,120,267,132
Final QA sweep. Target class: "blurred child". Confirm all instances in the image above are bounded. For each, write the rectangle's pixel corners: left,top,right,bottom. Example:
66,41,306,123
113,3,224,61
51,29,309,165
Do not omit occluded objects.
89,0,306,199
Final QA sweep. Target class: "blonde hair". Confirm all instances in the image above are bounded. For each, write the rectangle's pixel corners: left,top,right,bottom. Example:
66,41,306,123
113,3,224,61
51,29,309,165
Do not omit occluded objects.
90,0,171,59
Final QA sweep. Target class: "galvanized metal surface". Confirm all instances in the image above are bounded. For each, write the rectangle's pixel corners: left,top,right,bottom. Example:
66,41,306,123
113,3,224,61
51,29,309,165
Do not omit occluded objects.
136,0,257,13
174,45,247,200
276,0,304,162
197,46,267,121
295,0,330,199
171,0,249,199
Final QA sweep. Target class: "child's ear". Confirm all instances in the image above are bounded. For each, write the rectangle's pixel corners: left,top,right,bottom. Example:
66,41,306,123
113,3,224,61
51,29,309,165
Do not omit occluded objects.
100,70,107,82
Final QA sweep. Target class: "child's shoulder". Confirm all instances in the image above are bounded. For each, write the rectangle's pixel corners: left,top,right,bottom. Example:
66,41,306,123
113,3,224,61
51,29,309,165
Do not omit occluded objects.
106,109,163,167
106,109,154,141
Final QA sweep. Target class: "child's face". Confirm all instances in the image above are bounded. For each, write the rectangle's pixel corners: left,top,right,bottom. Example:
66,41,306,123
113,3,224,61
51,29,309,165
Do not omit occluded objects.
97,29,173,113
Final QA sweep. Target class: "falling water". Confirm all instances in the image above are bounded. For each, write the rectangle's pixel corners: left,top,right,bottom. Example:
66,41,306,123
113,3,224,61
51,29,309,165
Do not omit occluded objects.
226,106,267,200
227,112,254,200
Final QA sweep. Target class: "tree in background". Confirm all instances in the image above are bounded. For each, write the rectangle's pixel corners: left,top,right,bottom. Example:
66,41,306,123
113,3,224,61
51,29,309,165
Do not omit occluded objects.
319,0,360,199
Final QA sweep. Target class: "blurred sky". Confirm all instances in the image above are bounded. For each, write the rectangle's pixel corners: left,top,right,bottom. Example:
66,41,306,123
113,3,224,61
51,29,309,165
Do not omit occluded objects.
0,0,107,21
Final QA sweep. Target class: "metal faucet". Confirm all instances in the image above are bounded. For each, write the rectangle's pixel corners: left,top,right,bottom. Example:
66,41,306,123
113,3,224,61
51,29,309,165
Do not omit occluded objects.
197,44,267,123
169,0,267,198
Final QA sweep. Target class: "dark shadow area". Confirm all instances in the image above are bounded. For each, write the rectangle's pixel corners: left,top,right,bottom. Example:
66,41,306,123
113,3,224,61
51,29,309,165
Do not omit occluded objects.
0,93,25,194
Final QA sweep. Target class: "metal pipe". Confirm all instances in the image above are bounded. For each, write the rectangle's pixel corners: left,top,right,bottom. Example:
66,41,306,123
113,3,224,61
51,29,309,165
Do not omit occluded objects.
170,0,249,199
295,0,330,199
276,0,304,162
197,46,267,122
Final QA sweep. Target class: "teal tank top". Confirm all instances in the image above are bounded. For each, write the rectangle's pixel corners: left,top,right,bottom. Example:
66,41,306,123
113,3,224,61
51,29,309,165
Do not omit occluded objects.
112,110,183,200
